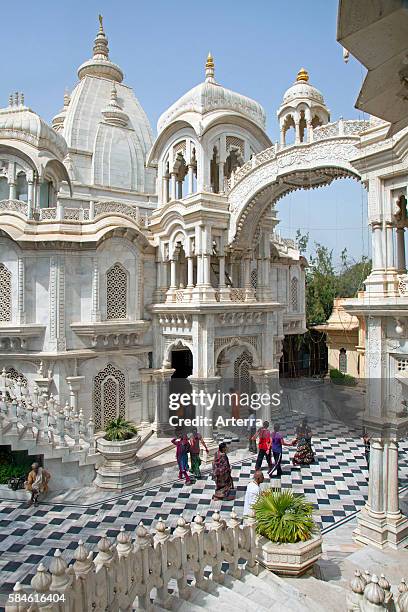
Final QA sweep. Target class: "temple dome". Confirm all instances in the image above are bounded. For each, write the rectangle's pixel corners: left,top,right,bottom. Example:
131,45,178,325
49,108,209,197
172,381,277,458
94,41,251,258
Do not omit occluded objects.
157,54,266,134
281,68,326,106
59,17,154,193
0,93,67,160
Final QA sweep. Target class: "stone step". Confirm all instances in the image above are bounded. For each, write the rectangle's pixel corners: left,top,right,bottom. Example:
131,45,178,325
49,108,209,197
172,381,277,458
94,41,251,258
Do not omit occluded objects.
195,576,270,611
175,584,245,611
283,574,348,612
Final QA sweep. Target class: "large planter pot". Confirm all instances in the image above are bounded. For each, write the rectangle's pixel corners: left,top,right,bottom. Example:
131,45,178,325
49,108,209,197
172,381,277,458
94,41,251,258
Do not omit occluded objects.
257,531,322,576
95,435,146,490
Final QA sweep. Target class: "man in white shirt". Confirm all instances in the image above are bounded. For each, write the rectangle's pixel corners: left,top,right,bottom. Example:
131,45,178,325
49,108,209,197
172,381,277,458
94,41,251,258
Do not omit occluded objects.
243,469,264,515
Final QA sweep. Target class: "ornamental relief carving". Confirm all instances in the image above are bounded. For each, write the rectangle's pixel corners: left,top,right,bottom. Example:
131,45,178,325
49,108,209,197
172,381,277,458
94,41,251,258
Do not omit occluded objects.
228,139,360,213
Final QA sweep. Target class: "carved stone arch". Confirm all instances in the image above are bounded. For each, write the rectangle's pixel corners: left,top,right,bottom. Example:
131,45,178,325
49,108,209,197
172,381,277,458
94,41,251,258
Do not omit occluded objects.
233,350,254,394
164,338,194,368
215,337,260,369
228,134,364,249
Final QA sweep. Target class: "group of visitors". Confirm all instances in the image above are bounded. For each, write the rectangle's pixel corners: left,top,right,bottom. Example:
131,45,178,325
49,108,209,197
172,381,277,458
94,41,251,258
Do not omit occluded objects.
250,419,315,477
171,428,209,484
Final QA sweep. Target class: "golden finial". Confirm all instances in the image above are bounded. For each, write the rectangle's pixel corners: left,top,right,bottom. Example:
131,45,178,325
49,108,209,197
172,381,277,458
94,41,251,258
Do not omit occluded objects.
98,14,104,31
205,52,215,82
296,67,309,82
206,52,214,70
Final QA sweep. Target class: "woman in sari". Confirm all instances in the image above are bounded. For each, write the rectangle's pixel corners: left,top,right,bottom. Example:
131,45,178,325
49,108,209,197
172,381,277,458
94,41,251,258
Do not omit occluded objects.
292,419,315,466
212,442,234,500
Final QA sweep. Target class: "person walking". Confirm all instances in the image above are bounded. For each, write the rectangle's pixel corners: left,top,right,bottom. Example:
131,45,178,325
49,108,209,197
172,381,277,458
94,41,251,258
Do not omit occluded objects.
25,463,51,507
252,421,273,471
243,469,264,515
292,418,315,466
171,433,191,484
269,423,290,479
212,442,234,500
247,410,258,453
189,427,208,478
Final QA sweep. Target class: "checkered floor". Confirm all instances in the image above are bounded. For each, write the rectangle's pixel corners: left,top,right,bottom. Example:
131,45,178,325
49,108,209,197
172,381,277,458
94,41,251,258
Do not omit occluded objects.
0,417,407,608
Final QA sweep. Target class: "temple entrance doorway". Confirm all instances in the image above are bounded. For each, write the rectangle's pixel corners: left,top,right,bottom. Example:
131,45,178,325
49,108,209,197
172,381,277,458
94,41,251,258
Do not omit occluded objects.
169,348,194,431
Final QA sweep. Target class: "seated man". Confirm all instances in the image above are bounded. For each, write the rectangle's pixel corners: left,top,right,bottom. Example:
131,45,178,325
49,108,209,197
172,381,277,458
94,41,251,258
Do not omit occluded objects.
25,463,51,507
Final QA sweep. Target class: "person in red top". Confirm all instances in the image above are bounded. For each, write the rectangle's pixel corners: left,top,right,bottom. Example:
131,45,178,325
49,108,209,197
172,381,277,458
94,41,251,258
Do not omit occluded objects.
252,421,273,471
171,434,191,484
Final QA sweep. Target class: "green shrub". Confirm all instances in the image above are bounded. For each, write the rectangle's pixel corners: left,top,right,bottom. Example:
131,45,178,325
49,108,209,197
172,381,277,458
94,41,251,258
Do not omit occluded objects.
104,417,138,441
0,464,30,484
253,489,314,543
329,368,357,386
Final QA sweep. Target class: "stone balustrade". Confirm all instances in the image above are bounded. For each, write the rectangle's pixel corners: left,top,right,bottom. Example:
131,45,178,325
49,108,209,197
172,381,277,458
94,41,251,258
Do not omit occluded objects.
347,569,408,611
0,199,149,228
224,119,370,193
0,370,95,458
166,287,255,304
5,511,258,611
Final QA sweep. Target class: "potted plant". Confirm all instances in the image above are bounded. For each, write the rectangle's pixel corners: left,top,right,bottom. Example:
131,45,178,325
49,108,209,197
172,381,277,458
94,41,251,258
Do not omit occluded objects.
95,417,146,490
253,488,322,576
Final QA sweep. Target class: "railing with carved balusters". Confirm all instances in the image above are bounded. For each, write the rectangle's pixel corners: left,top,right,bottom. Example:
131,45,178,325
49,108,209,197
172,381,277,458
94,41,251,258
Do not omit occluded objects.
0,199,28,216
5,511,258,611
0,370,95,458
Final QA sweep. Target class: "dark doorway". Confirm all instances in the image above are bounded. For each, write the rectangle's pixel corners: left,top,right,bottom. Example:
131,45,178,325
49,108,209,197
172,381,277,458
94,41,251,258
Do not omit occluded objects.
169,348,194,431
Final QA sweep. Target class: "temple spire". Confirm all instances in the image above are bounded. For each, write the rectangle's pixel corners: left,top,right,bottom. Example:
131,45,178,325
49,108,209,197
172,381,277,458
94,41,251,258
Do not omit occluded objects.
77,15,123,83
93,14,109,60
205,52,215,83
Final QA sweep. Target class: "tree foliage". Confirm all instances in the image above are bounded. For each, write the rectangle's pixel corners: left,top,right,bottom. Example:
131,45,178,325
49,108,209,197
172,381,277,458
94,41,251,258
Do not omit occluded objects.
296,230,371,326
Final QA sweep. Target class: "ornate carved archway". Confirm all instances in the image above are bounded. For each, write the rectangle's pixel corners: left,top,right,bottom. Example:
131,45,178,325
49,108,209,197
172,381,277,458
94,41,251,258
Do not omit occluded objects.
226,120,367,249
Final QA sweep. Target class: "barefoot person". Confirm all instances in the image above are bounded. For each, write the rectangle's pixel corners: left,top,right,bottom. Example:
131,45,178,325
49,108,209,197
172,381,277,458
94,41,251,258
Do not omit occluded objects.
252,421,273,471
189,428,208,478
171,433,191,484
25,463,50,507
292,418,315,466
243,469,264,515
212,442,234,500
269,423,290,479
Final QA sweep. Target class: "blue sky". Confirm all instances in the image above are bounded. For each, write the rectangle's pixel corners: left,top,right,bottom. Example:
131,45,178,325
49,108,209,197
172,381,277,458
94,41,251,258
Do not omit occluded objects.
1,0,369,265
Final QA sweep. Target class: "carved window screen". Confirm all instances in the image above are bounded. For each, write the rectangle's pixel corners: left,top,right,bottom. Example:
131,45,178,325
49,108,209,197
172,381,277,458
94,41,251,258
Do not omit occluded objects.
290,277,299,311
106,263,128,320
0,263,12,322
234,350,253,395
93,363,126,430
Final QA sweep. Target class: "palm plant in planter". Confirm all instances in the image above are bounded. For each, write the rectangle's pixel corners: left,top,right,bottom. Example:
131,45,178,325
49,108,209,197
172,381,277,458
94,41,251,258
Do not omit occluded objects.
253,489,322,576
104,417,138,441
95,417,145,490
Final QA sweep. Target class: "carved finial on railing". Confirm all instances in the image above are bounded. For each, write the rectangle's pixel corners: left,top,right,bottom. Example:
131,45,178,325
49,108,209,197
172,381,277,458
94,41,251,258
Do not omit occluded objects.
173,516,189,539
7,582,30,612
350,569,365,595
31,563,52,595
116,526,132,557
154,517,170,545
73,540,94,575
95,536,114,567
49,549,71,590
362,569,371,585
399,588,408,612
364,574,385,606
135,521,151,548
191,513,205,535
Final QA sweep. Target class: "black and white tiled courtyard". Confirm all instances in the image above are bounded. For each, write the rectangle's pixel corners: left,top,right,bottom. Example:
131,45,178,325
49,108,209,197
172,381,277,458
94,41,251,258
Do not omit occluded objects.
0,417,407,607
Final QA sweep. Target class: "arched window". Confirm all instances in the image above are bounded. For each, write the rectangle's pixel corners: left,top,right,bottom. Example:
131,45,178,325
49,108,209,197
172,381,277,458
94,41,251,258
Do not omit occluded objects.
93,363,126,430
106,263,128,320
0,177,8,200
234,350,253,395
0,263,12,322
339,348,347,374
291,277,299,311
16,172,28,201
